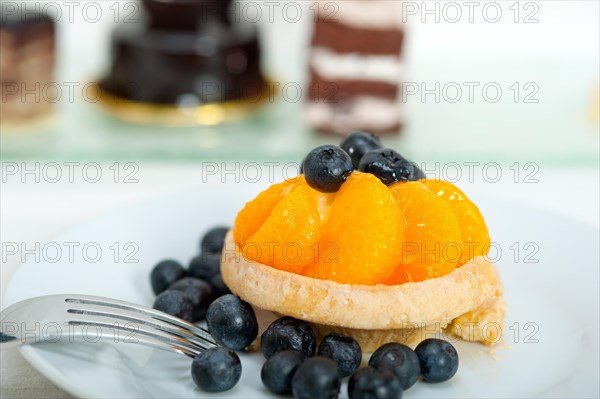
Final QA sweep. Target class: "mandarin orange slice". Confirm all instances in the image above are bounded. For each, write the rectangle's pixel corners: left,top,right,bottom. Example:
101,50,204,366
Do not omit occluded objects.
386,182,463,284
422,179,490,265
233,178,298,247
243,185,321,274
306,172,404,285
293,175,336,225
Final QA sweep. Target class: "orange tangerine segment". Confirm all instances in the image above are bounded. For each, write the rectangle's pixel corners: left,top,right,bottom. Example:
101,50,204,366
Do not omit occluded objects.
244,185,321,274
386,182,463,285
422,179,490,264
233,177,298,247
293,175,336,225
306,172,404,285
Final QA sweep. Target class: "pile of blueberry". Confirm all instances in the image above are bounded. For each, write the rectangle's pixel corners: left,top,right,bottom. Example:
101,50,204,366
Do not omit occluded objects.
302,131,426,192
188,293,259,392
260,316,459,399
149,227,260,392
150,226,233,323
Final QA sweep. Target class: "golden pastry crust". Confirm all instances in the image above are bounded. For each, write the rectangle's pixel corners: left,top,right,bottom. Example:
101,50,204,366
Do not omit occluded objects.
309,323,447,352
221,232,498,333
446,279,506,346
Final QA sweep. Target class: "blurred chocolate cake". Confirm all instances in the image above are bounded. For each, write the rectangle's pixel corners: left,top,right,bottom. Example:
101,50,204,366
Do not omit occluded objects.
0,9,56,125
305,1,405,135
100,0,266,123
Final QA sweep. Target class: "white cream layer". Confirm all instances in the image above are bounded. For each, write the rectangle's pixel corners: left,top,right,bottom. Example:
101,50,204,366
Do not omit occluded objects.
316,0,405,30
305,96,403,133
311,47,402,84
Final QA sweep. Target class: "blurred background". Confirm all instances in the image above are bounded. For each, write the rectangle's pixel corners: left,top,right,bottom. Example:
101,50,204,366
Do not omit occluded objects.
2,0,599,293
1,0,598,161
0,1,598,397
0,0,599,288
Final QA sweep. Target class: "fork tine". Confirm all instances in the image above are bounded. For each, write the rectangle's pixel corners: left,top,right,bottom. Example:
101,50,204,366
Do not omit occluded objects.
69,318,207,357
66,307,217,349
64,296,216,345
67,319,201,358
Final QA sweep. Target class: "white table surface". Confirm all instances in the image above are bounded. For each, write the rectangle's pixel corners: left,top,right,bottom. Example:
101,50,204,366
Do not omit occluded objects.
1,164,599,398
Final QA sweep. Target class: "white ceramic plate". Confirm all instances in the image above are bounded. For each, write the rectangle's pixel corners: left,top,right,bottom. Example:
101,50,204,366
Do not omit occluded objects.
4,183,599,398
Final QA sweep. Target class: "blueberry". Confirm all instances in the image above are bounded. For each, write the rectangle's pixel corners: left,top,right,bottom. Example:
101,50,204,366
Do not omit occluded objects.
291,356,341,399
200,226,230,254
261,350,304,394
167,277,213,321
150,259,186,295
317,332,362,377
412,166,426,180
191,347,241,392
302,145,353,193
261,316,316,359
152,291,194,322
210,273,232,298
188,253,221,281
340,131,383,169
368,342,421,390
358,149,425,185
348,367,403,399
415,338,459,383
206,294,258,351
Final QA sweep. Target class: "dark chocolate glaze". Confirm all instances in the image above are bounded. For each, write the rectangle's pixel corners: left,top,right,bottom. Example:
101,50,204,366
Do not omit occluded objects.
142,0,233,30
101,3,265,105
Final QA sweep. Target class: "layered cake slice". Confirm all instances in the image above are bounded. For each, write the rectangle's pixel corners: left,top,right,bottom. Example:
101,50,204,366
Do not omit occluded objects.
305,1,405,135
0,10,56,125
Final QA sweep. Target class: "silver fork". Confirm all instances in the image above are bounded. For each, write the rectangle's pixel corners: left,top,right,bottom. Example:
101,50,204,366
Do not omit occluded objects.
0,294,217,358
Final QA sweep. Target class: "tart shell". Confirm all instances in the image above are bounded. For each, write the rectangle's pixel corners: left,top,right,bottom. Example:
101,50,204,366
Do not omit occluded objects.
221,231,500,351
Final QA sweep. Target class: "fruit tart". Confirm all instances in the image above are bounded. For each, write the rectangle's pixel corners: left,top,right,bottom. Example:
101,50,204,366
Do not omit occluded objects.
221,132,505,352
